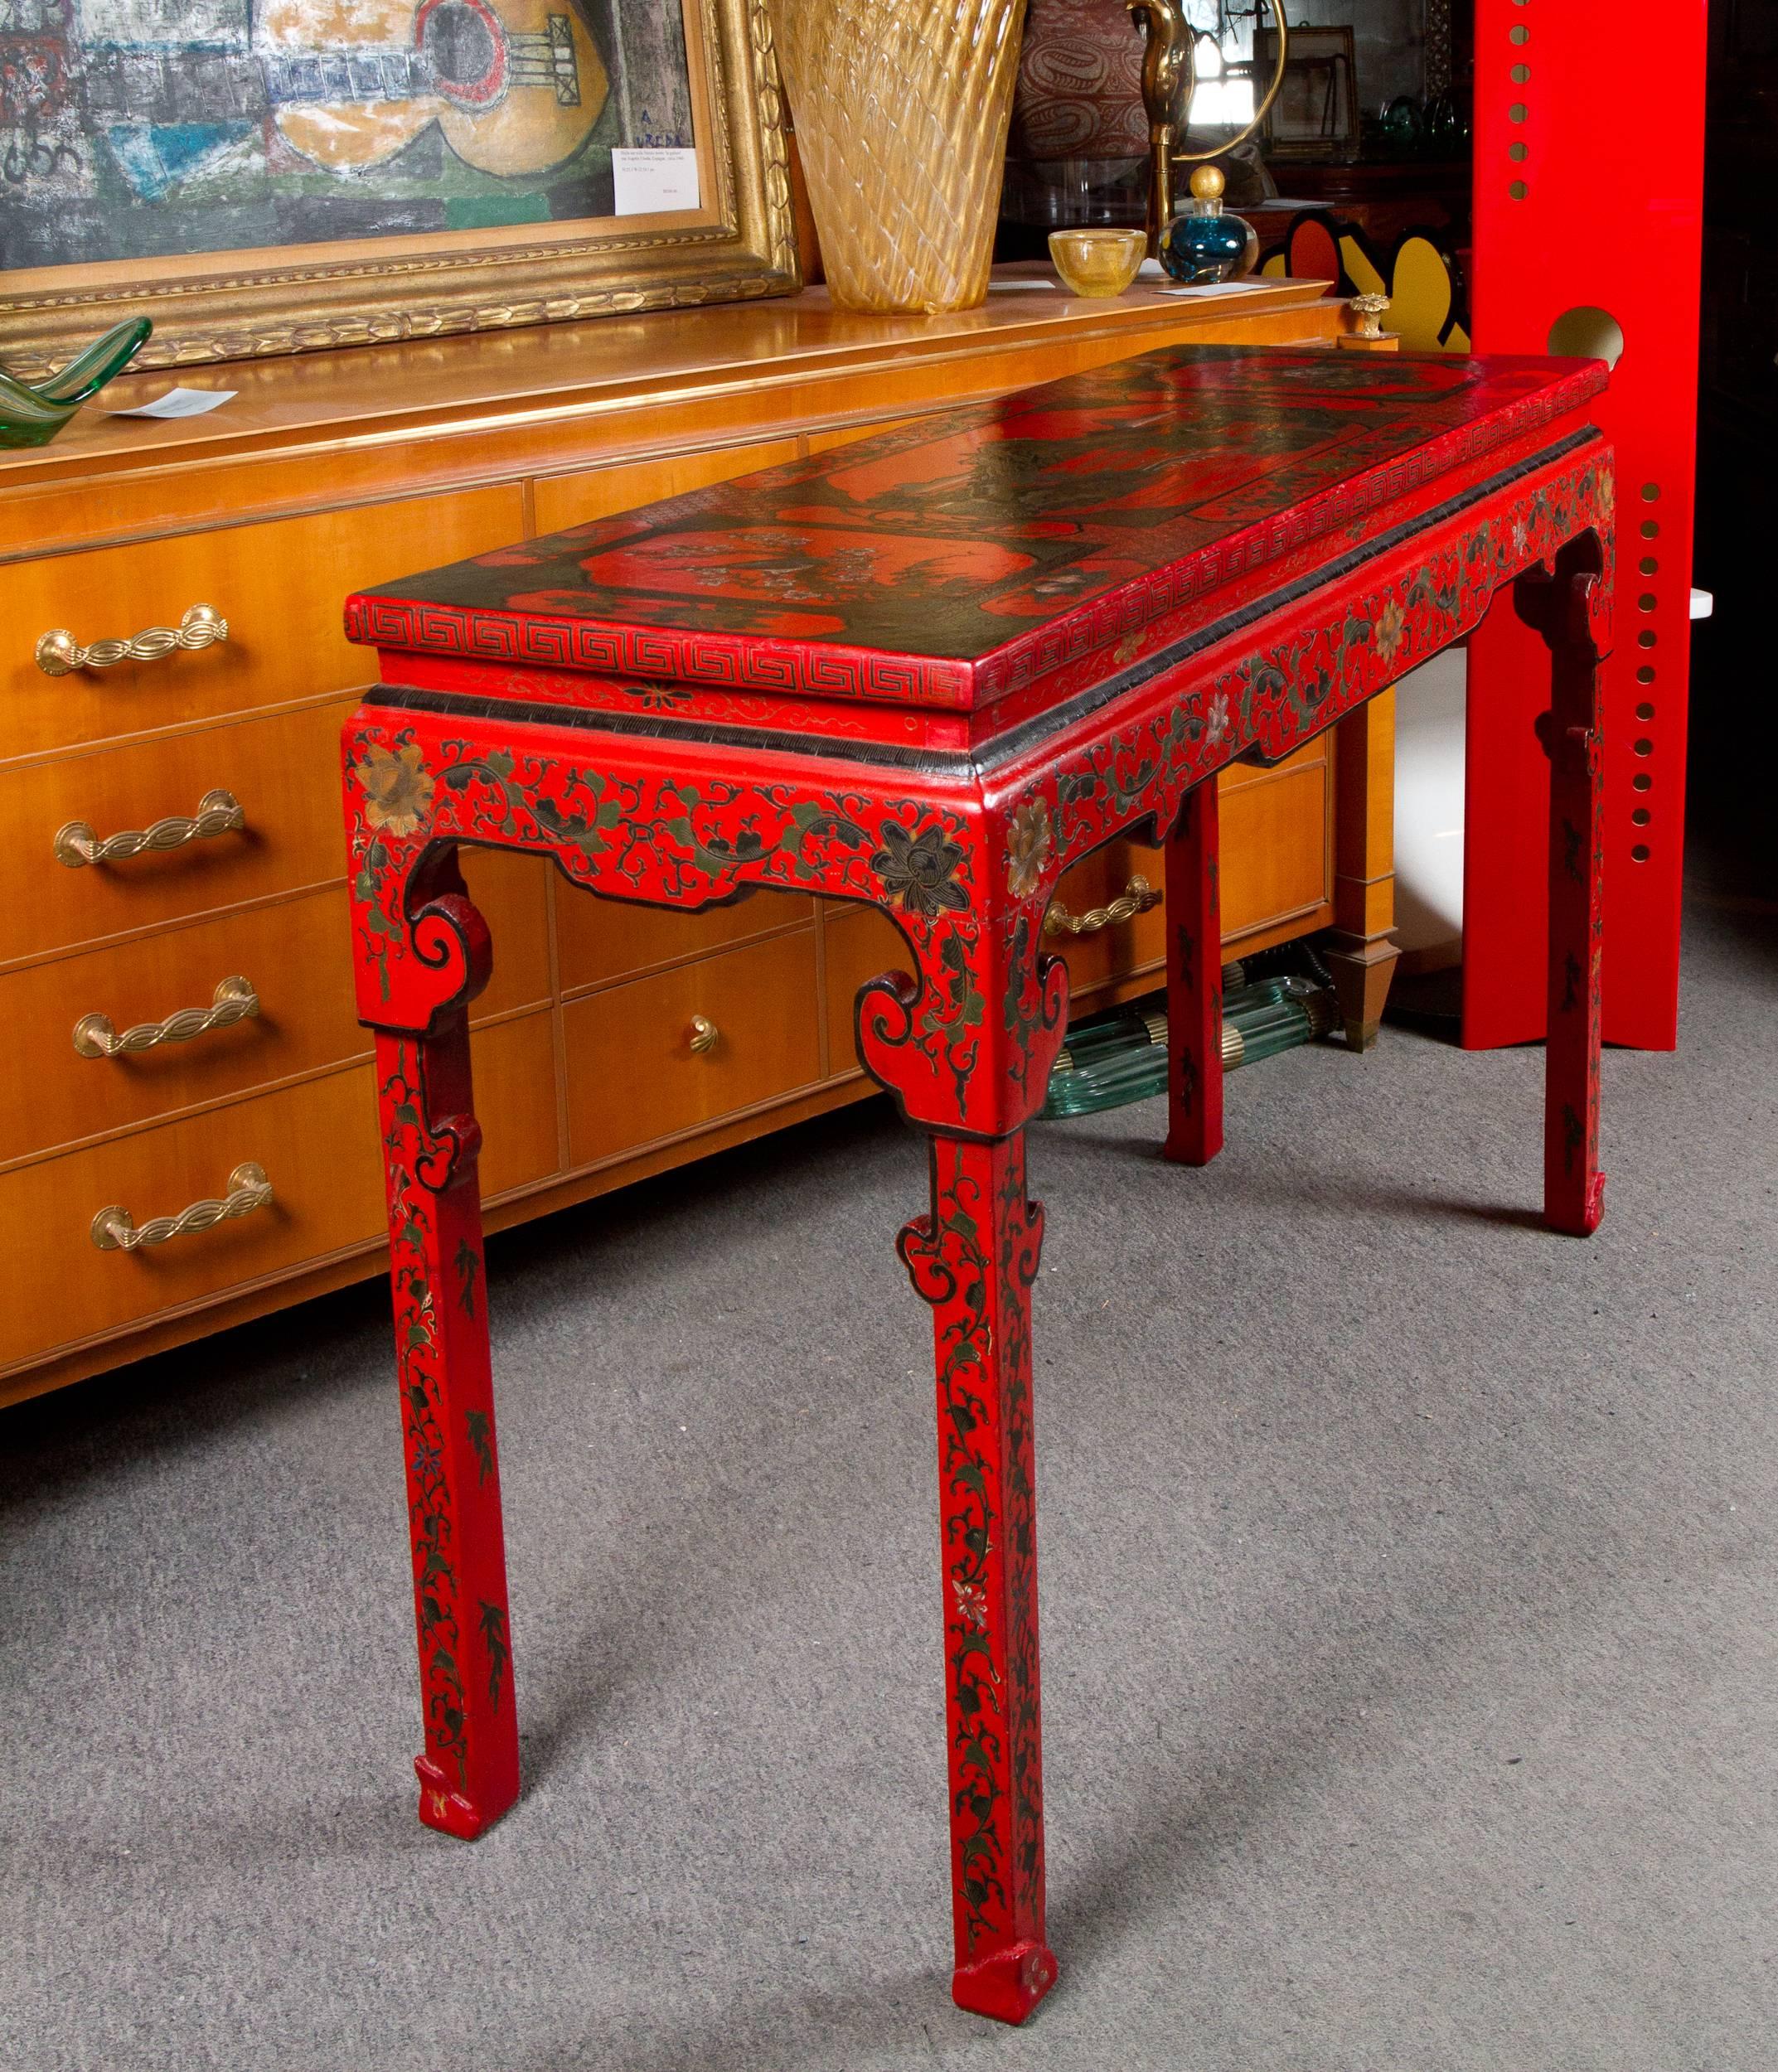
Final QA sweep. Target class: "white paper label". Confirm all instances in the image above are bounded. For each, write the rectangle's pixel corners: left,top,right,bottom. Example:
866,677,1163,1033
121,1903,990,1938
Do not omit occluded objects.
1149,278,1272,298
611,148,700,217
107,386,237,419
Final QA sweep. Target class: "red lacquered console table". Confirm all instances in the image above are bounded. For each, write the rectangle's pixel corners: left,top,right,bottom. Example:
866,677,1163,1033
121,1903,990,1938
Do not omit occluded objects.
341,346,1613,2026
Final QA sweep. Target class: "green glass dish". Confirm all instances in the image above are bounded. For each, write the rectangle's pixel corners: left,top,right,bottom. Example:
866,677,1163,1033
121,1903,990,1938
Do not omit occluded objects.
0,318,153,449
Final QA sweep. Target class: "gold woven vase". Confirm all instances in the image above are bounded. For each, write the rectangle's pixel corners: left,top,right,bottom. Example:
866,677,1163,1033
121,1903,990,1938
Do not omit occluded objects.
771,0,1029,314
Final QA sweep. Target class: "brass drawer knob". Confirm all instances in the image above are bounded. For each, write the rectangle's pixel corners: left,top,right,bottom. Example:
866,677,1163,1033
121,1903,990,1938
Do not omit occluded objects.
74,975,259,1059
687,1014,720,1055
54,787,245,869
36,602,229,677
1044,873,1162,938
90,1161,272,1252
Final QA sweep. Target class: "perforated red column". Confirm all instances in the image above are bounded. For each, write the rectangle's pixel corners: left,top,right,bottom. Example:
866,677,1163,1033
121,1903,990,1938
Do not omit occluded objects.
1463,0,1707,1050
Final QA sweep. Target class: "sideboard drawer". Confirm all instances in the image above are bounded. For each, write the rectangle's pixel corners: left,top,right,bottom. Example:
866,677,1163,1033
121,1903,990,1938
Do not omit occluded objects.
821,901,908,1076
0,1009,557,1376
1,698,361,966
1044,838,1168,996
0,1063,385,1373
3,891,358,1164
5,484,524,762
564,927,821,1166
0,853,549,1164
556,882,815,994
1218,751,1331,941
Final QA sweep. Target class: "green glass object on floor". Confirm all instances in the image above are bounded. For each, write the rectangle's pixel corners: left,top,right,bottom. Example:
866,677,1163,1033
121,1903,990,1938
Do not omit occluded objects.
1041,964,1338,1118
0,318,152,449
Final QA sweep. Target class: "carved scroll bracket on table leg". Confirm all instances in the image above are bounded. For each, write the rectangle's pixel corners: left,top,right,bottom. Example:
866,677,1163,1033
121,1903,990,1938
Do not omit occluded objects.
351,841,493,1040
1518,549,1608,1237
343,716,493,1038
344,787,516,1839
397,876,489,1190
854,882,1064,2024
855,913,1070,1144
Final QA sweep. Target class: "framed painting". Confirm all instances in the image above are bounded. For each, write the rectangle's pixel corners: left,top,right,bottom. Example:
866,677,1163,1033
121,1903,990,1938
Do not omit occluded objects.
1257,23,1359,164
0,0,797,378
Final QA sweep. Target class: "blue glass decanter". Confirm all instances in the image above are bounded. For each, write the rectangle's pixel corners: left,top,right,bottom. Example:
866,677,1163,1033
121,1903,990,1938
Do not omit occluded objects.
1160,164,1260,285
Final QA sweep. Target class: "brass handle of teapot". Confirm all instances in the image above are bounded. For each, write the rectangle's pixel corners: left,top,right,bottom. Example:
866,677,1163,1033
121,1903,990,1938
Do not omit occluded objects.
1175,0,1289,163
1129,0,1290,251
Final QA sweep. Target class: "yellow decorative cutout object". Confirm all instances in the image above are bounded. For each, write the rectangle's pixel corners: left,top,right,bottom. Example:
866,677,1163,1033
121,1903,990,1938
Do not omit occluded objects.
1390,235,1470,352
1263,218,1470,352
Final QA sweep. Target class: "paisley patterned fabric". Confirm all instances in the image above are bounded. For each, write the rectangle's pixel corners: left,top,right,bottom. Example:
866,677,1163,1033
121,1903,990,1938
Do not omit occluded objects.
1010,0,1148,157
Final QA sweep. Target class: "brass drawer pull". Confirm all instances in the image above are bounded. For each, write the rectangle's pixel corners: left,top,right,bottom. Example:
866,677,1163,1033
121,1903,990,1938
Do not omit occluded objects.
688,1014,720,1054
74,975,259,1059
90,1161,272,1253
36,602,229,677
54,787,245,869
1044,873,1162,938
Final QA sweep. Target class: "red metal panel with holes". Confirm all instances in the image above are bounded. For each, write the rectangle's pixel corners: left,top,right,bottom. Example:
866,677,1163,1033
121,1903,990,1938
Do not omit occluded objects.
1464,0,1707,1050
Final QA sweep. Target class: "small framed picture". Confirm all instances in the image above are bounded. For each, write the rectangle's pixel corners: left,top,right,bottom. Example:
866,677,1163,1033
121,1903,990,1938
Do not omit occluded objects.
1257,24,1360,164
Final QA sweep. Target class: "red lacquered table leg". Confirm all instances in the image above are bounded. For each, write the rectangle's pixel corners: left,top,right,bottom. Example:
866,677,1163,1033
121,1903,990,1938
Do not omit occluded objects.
1533,567,1607,1236
375,1013,520,1837
1164,781,1224,1166
899,1130,1059,2026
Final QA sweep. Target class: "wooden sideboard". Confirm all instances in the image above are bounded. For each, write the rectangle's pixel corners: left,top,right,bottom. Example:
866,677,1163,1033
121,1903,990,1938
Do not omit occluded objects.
2,275,1382,1406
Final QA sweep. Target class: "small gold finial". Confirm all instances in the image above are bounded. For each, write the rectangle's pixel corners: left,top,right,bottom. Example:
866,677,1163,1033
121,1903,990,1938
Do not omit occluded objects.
1188,163,1226,203
1350,292,1391,339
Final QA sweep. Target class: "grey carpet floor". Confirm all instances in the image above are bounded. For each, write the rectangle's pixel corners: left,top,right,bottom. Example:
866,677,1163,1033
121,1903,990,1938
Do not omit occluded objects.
4,883,1776,2072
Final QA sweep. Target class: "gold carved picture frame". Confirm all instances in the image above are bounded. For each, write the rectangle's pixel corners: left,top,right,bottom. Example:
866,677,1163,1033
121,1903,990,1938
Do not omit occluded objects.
0,0,797,380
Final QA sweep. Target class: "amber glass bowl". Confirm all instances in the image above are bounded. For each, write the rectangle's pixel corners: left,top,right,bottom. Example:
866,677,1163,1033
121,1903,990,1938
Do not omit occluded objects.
1047,229,1146,298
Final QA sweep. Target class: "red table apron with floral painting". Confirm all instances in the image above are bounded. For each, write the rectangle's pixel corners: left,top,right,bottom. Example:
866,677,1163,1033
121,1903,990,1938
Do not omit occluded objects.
341,345,1613,2026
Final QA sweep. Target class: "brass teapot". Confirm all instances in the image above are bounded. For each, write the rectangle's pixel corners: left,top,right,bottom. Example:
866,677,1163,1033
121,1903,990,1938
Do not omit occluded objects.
1126,0,1288,254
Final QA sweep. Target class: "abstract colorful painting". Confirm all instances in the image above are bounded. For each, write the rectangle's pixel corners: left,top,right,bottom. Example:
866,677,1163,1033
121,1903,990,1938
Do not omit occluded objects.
0,0,695,268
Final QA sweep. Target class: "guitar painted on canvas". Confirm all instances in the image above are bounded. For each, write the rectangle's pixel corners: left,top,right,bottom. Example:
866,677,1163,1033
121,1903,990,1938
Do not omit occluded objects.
254,0,608,177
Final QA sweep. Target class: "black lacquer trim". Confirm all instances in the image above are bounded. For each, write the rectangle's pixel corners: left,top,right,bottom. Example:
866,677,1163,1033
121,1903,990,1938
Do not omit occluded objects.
363,683,973,780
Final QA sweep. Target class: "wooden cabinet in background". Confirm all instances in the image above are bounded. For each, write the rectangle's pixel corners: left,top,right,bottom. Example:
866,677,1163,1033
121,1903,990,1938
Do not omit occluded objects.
1,275,1382,1405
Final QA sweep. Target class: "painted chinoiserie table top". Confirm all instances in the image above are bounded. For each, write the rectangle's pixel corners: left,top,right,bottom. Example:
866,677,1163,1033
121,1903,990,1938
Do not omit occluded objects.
342,341,1613,2030
346,346,1607,723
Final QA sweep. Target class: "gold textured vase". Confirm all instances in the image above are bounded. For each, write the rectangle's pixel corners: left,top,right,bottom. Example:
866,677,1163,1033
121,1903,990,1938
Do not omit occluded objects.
770,0,1029,314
